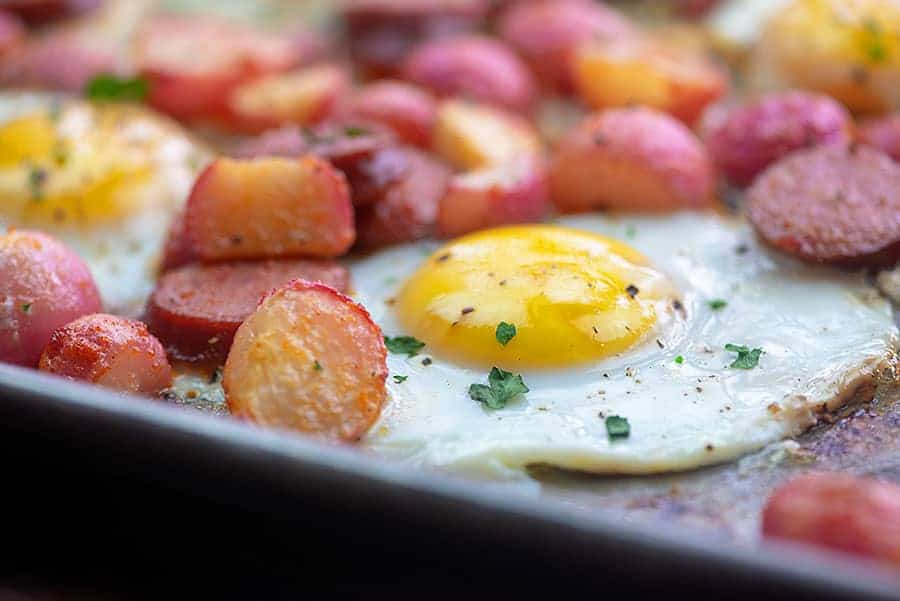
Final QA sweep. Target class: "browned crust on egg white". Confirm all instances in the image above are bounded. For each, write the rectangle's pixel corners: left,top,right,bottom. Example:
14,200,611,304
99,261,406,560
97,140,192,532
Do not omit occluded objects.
776,349,899,434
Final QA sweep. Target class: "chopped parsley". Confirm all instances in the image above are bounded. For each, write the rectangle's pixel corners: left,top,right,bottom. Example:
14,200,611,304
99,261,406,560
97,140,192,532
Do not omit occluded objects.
28,166,47,201
862,18,888,63
344,125,369,138
393,375,408,383
313,360,323,372
85,75,149,102
708,299,728,310
605,415,630,440
674,355,684,364
53,142,69,166
384,335,425,357
20,302,31,313
495,322,517,346
725,344,763,369
468,367,528,410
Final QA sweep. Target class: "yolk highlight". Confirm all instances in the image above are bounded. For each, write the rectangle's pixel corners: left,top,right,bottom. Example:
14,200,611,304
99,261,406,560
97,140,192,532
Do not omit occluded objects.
396,225,674,369
0,109,153,224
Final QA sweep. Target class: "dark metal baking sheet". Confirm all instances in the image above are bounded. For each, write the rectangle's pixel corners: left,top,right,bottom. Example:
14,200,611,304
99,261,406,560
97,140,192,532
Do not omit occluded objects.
1,363,898,600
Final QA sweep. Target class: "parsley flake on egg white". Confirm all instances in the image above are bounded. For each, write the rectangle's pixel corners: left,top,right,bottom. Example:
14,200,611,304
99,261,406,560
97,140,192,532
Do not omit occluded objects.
725,344,763,369
384,335,425,357
469,367,528,410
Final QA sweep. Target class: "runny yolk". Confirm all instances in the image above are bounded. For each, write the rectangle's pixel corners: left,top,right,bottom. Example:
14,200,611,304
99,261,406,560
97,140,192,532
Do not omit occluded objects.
0,109,152,224
396,225,675,369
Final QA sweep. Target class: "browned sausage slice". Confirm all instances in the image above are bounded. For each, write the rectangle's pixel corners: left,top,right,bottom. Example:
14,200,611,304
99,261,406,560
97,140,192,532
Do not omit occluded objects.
354,147,451,250
747,144,900,267
145,260,350,364
224,280,388,442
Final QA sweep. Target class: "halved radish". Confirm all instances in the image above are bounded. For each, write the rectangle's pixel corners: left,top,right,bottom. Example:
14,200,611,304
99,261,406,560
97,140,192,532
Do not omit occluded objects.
224,280,388,442
438,157,549,237
39,313,172,395
184,156,355,262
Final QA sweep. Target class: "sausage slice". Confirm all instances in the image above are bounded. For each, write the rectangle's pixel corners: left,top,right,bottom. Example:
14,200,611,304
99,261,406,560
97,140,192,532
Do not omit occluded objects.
145,260,349,364
747,144,900,267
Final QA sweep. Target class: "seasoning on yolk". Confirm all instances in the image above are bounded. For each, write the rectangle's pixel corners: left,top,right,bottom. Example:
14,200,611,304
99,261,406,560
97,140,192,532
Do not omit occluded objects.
395,225,675,369
0,109,153,224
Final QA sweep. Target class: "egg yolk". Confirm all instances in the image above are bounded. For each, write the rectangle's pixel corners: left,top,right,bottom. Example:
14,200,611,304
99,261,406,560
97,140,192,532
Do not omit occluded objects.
0,106,154,225
396,225,675,369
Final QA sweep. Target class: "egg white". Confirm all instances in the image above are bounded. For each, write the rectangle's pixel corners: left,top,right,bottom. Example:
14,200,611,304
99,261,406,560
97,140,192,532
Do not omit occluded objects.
352,213,898,477
0,93,209,316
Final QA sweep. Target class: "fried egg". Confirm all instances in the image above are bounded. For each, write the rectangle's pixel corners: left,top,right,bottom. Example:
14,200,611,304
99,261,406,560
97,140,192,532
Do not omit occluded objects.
0,93,208,315
352,213,897,476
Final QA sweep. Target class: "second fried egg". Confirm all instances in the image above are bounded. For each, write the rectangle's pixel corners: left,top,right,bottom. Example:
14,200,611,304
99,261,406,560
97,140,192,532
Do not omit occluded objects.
352,213,897,476
0,93,209,315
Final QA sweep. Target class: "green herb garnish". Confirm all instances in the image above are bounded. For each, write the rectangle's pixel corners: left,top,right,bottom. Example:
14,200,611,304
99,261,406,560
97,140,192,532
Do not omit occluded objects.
862,18,888,63
495,322,517,346
393,375,408,383
85,75,149,102
708,299,728,310
674,355,684,364
468,367,529,410
313,360,323,371
53,143,68,166
725,343,763,369
344,125,368,138
605,415,630,440
384,335,425,357
20,302,31,313
28,166,47,201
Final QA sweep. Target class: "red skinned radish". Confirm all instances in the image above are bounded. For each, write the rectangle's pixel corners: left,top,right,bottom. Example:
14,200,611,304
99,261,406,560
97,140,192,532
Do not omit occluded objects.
432,99,542,170
224,280,388,442
136,16,298,125
438,157,550,238
0,230,101,367
402,34,536,113
573,34,727,125
347,80,438,147
550,107,715,213
184,156,355,262
763,472,900,567
497,0,634,92
228,64,350,133
39,313,171,395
